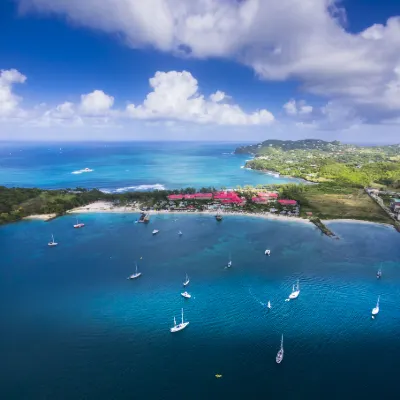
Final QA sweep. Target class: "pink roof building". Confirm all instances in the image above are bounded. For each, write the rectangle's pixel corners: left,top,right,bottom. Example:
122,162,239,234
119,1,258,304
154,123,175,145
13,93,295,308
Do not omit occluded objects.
194,193,213,199
258,192,279,198
183,194,196,199
168,194,184,200
278,199,297,206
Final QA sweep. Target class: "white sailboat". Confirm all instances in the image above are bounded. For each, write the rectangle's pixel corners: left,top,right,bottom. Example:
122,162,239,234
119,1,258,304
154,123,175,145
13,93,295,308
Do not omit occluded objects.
178,230,183,236
128,263,142,280
227,253,232,268
73,218,85,228
267,301,271,309
181,291,191,299
170,308,189,332
371,296,380,316
152,229,159,235
265,249,271,256
276,334,284,364
48,234,58,247
288,280,300,299
183,273,190,286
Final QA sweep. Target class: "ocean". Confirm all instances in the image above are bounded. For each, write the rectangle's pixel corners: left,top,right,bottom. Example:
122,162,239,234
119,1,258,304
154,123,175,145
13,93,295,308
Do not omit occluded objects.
0,141,300,191
1,213,400,399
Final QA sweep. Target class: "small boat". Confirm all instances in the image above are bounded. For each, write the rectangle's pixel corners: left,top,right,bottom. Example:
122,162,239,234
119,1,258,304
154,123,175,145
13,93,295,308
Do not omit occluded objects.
183,273,190,287
377,268,382,279
288,280,300,299
215,209,223,221
48,234,58,247
227,253,232,268
372,296,380,316
181,291,191,299
276,334,284,364
128,263,142,280
152,229,159,235
265,249,271,256
178,231,183,236
73,218,85,228
170,308,189,333
138,212,150,223
267,301,271,309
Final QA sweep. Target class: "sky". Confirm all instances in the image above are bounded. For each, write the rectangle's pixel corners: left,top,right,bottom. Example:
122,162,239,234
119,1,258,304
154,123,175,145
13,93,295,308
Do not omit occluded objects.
1,0,400,142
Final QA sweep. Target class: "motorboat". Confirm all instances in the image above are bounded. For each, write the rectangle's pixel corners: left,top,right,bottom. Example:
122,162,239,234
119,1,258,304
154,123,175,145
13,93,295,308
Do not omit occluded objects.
372,296,380,316
181,291,191,299
267,301,271,309
73,218,85,228
276,335,284,364
183,273,190,286
48,234,58,247
265,249,271,256
152,229,159,235
170,308,189,333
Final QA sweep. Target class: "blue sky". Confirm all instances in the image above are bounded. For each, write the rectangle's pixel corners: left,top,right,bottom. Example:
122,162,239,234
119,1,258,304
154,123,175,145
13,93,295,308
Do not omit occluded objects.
1,0,400,142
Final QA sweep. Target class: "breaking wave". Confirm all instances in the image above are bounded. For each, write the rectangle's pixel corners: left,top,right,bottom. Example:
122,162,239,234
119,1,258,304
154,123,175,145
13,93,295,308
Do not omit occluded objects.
100,184,166,193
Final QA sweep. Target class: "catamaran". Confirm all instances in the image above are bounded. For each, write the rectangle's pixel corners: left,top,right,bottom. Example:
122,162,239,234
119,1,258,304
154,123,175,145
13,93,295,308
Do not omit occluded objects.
181,291,191,299
128,263,142,280
170,308,189,333
183,273,190,286
372,296,380,316
73,218,85,228
48,234,58,247
152,229,159,235
276,335,284,364
288,280,300,299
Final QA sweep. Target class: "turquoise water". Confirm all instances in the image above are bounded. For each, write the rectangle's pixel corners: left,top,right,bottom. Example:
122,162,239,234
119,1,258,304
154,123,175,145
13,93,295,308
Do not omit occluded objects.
1,214,400,399
0,142,300,191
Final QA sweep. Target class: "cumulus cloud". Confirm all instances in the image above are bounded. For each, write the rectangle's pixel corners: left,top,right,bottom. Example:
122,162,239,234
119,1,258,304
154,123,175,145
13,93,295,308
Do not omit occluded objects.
0,69,27,117
283,99,313,116
15,0,400,125
80,90,114,115
126,71,274,125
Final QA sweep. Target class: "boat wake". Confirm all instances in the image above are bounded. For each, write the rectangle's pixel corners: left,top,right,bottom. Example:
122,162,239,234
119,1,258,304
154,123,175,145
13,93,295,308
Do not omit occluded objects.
248,287,266,307
100,184,166,193
71,168,94,174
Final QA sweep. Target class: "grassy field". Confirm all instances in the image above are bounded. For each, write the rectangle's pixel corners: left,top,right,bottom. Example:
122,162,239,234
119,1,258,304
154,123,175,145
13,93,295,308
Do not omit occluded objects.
300,189,392,223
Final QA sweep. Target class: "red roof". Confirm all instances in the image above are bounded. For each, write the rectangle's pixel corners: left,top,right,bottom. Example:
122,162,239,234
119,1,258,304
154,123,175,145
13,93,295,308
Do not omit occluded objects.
252,197,268,203
278,199,297,206
194,193,213,198
184,194,196,199
168,194,183,200
258,192,278,198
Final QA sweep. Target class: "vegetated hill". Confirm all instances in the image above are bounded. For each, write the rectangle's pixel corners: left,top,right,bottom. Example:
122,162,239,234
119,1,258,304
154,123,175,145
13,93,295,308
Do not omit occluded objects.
235,139,342,155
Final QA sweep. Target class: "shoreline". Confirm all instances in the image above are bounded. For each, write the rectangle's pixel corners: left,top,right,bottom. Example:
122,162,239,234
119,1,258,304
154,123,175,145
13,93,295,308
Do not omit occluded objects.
23,213,57,221
323,219,394,228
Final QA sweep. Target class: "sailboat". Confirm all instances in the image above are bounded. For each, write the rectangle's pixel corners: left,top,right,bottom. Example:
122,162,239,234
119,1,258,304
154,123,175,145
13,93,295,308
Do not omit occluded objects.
288,280,300,299
48,234,58,247
73,218,85,228
276,334,284,364
128,263,142,280
267,301,272,309
372,296,380,316
170,308,189,332
227,253,232,268
178,230,183,236
183,273,190,286
376,268,382,279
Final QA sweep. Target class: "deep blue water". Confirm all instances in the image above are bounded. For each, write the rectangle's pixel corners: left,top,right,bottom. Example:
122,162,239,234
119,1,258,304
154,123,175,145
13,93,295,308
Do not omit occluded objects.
0,141,300,191
1,214,400,399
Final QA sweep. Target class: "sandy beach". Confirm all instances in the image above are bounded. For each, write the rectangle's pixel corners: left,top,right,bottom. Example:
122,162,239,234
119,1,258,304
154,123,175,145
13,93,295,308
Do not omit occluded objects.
323,219,394,228
67,201,312,224
23,213,57,221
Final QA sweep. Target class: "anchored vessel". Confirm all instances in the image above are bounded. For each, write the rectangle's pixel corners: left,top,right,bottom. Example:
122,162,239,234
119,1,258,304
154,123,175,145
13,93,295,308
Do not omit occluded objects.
128,263,142,280
138,212,150,223
276,335,284,364
152,229,159,235
181,291,191,299
289,280,300,299
73,218,85,228
48,234,58,247
170,308,189,333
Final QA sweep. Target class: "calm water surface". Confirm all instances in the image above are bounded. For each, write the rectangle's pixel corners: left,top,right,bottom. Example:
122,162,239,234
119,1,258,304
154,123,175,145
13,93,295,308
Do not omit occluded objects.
1,214,400,399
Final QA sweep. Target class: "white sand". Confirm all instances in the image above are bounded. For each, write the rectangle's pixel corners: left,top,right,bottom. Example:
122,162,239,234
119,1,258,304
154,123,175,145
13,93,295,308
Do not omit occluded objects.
323,219,394,228
23,213,57,221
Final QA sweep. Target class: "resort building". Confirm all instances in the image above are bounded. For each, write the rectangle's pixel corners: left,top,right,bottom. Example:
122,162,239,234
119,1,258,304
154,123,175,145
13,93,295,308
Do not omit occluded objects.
251,192,279,204
213,191,245,204
278,199,298,206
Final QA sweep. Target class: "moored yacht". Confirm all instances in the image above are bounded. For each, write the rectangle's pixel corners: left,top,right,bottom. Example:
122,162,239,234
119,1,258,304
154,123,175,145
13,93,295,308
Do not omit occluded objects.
152,229,159,235
170,308,189,333
227,253,232,268
372,296,380,316
377,268,382,279
48,234,58,247
276,335,284,364
181,291,191,299
288,280,300,299
128,263,141,280
265,249,271,256
73,218,85,228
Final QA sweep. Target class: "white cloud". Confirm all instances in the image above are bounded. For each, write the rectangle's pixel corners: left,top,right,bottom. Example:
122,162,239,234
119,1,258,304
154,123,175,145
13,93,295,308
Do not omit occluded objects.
0,69,27,117
126,70,274,125
283,99,313,116
16,0,400,125
80,90,114,115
